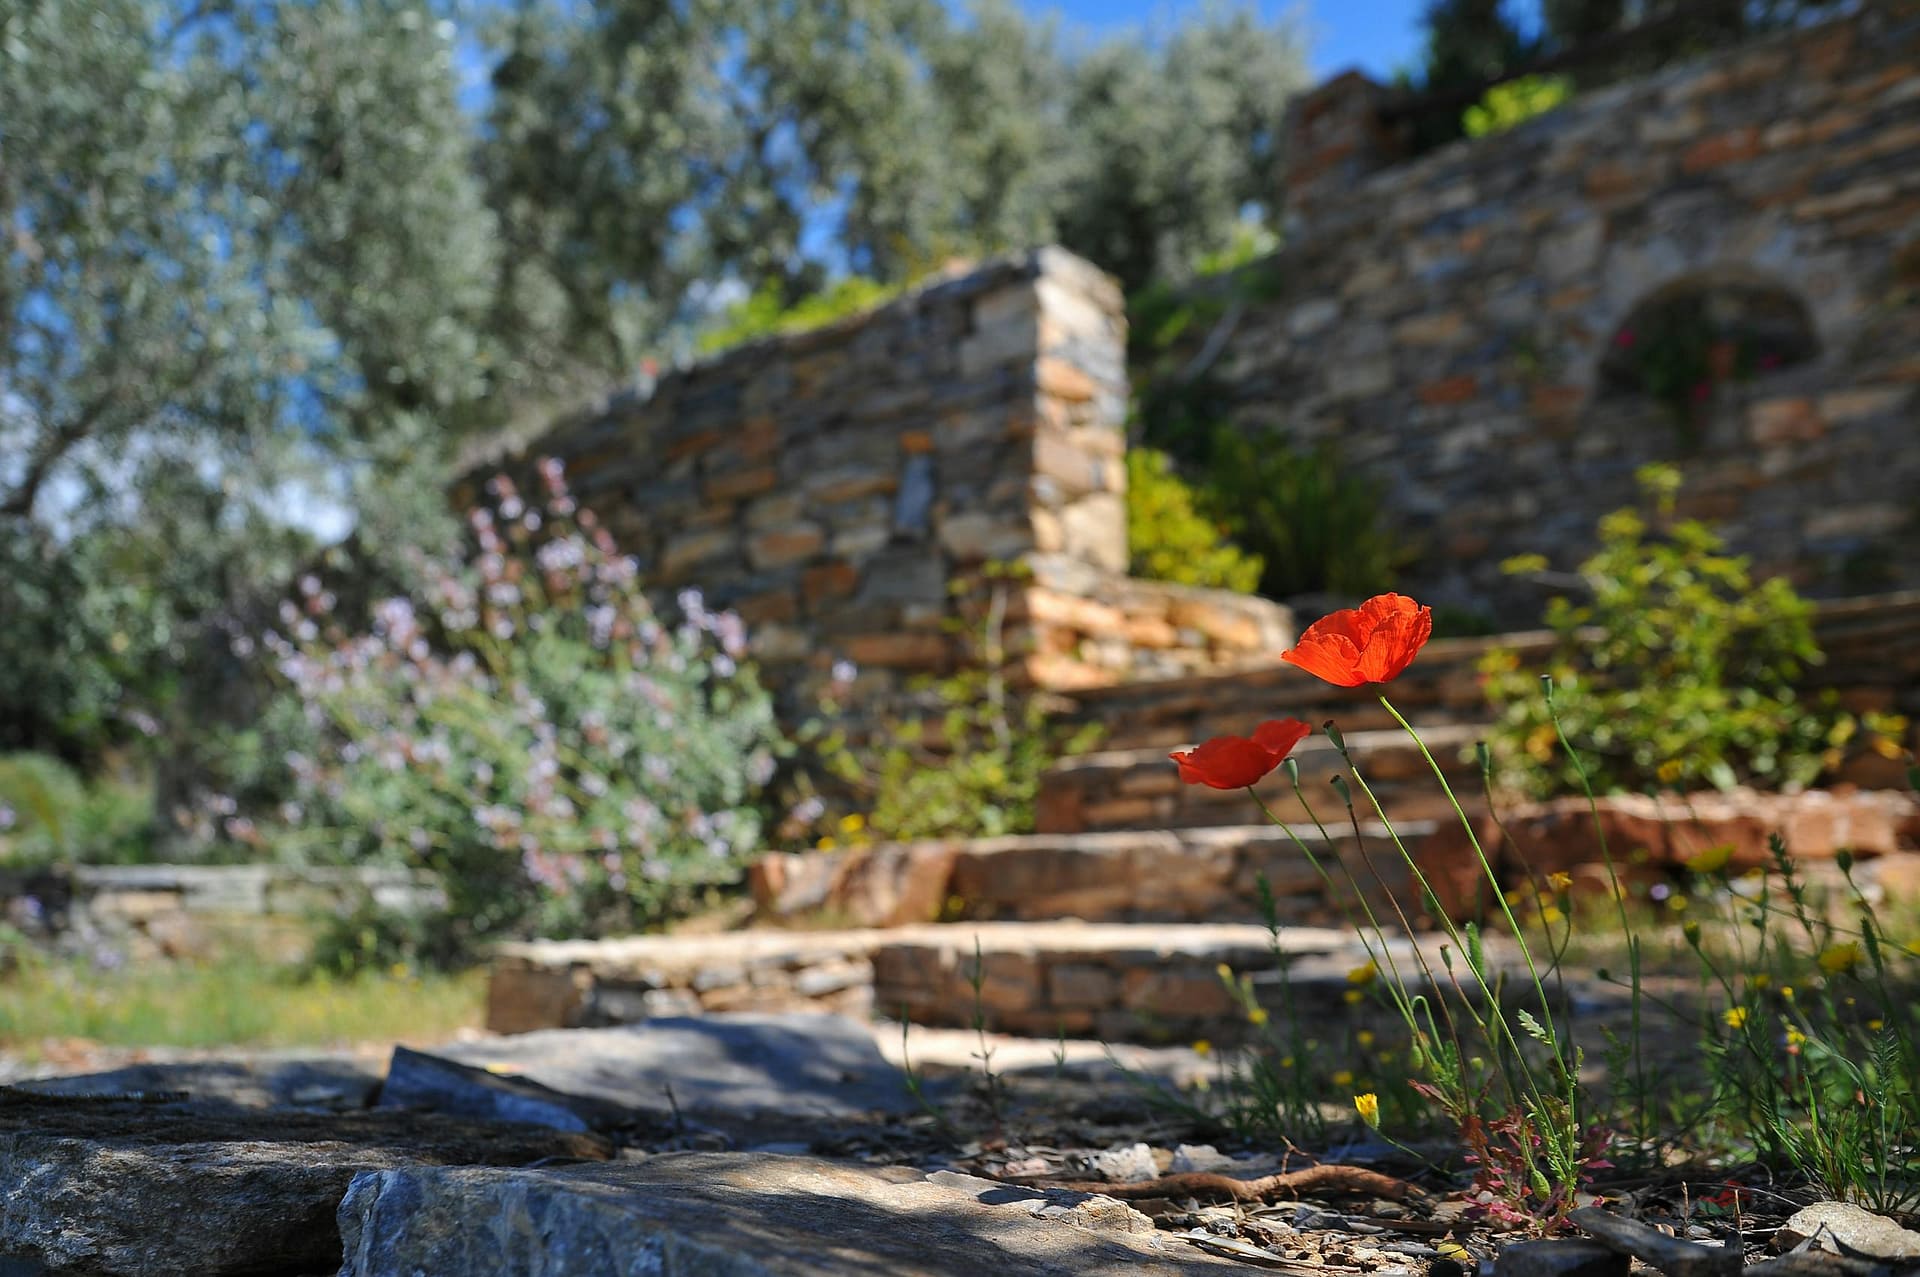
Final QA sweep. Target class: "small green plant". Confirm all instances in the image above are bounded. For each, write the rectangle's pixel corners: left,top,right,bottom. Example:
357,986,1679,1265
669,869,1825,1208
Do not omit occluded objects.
1485,464,1855,799
695,276,904,356
789,567,1099,849
1125,449,1264,594
1463,75,1571,138
1204,431,1407,600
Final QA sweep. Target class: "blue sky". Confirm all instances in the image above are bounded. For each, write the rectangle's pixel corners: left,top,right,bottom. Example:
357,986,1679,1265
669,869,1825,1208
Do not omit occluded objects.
1021,0,1478,81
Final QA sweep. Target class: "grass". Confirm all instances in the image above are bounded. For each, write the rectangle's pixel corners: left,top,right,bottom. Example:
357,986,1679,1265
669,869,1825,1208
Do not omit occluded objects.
0,954,484,1060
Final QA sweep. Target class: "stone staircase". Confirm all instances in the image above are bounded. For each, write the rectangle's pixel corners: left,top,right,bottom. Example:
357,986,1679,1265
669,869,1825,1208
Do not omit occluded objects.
484,593,1920,1046
489,638,1502,1044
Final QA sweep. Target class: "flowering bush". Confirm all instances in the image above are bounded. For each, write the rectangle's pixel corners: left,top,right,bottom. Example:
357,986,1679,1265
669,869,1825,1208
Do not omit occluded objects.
261,462,782,963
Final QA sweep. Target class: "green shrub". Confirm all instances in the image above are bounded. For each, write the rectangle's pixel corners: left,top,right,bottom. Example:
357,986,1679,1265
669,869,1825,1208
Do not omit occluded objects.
0,752,159,868
1125,449,1264,594
695,276,903,356
1484,464,1846,798
1204,430,1405,600
787,571,1098,851
1462,75,1571,139
256,461,784,963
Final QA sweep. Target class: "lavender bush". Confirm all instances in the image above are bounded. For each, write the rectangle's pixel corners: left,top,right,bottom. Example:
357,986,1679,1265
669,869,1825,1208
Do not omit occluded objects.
262,461,782,960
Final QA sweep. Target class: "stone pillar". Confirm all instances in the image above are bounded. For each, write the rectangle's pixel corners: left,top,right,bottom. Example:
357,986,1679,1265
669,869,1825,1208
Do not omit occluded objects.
487,249,1134,721
1281,71,1407,229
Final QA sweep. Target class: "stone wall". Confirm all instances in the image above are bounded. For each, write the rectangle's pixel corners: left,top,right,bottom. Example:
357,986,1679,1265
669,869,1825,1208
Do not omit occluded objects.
479,249,1293,717
1231,3,1920,619
2,864,438,964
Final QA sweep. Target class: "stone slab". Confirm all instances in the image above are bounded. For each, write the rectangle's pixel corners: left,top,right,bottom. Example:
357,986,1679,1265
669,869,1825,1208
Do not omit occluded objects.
338,1151,1243,1276
10,1056,384,1112
387,1014,919,1135
0,1094,607,1277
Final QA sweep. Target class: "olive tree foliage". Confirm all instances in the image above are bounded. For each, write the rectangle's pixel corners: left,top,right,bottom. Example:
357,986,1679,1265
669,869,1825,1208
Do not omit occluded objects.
1,0,1307,775
482,0,1312,342
0,0,494,761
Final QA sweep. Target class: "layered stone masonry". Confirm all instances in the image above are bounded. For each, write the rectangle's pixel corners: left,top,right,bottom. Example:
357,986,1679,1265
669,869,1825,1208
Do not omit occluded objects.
476,249,1293,720
1246,4,1920,617
2,864,438,964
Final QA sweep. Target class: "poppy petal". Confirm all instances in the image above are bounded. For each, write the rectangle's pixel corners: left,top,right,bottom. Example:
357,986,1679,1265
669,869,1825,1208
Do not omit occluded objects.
1251,718,1312,758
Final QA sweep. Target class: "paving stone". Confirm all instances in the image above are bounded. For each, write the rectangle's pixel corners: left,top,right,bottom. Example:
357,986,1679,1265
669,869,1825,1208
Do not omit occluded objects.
338,1152,1241,1276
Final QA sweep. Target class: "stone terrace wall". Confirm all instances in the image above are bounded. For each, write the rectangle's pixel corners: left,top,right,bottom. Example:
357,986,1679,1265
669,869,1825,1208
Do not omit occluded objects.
477,249,1292,715
1233,3,1920,619
2,864,438,964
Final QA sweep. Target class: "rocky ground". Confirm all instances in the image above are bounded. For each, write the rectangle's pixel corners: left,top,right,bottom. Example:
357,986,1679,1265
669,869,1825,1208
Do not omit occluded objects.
3,1013,1917,1276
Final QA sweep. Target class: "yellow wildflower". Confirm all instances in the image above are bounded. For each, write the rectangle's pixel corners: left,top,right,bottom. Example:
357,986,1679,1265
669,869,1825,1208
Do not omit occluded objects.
1684,844,1733,874
1216,962,1234,981
1818,942,1864,976
1354,1093,1381,1128
1356,1030,1376,1048
815,835,837,851
1248,1007,1270,1027
837,812,866,836
1347,961,1379,987
1667,894,1689,912
1192,1039,1213,1057
1749,973,1771,991
1657,759,1685,785
1781,985,1796,1000
1333,1069,1355,1087
1785,1026,1809,1048
1547,872,1573,893
1723,1007,1749,1029
1280,1056,1295,1069
1344,990,1365,1005
1541,906,1566,925
1868,1019,1885,1032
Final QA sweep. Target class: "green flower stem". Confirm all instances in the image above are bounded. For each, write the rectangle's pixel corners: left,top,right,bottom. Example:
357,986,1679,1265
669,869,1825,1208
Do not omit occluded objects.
1379,695,1561,1049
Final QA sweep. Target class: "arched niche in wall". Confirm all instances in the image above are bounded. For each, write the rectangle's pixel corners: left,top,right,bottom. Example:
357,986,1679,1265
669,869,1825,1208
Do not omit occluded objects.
1597,274,1820,446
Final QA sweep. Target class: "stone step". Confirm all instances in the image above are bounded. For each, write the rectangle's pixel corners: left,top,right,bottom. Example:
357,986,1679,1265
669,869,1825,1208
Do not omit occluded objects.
1052,634,1519,753
944,821,1432,924
746,821,1440,931
1047,592,1920,756
871,921,1433,1043
1038,723,1488,834
489,914,1471,1040
487,920,1430,1046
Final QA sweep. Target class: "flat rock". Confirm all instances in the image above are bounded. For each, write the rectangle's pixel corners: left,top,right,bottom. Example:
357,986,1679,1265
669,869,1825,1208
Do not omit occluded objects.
338,1151,1244,1275
1571,1207,1742,1277
0,1092,607,1277
1779,1203,1920,1262
381,1014,919,1138
1497,1239,1633,1277
11,1055,383,1111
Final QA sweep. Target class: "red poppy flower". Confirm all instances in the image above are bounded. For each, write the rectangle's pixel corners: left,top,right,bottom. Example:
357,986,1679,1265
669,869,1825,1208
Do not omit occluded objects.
1170,718,1312,789
1281,593,1433,688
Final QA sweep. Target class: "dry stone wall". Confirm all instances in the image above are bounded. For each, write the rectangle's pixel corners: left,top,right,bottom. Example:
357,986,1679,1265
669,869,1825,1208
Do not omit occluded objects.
1240,3,1920,619
1,864,437,964
477,249,1292,717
